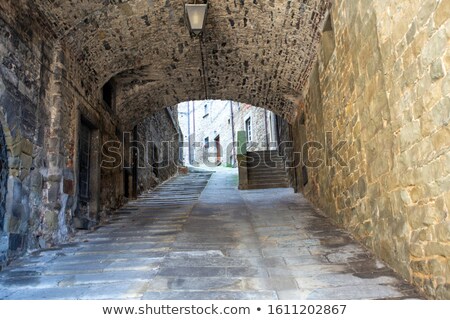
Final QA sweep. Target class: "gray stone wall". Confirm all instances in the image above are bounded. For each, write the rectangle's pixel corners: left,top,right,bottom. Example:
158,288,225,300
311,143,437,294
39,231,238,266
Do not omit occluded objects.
293,0,450,298
136,108,180,194
0,13,47,261
0,3,181,266
233,103,277,152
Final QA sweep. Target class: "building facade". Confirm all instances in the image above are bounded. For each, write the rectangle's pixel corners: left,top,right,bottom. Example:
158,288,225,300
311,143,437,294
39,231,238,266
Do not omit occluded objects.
178,100,278,167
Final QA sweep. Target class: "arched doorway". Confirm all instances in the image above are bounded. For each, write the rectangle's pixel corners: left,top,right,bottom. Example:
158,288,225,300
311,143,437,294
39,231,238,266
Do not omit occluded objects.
0,122,8,232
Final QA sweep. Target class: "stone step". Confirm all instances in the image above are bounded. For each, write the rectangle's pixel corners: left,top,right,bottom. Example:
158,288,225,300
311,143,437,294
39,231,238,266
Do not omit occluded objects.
245,163,285,168
247,168,285,173
245,156,284,162
247,152,283,156
247,151,280,155
248,171,287,178
246,182,290,189
247,169,287,175
248,177,288,183
248,177,288,184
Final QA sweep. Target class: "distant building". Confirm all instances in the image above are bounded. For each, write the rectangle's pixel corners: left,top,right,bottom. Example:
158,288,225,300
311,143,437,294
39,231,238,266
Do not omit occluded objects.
178,100,279,167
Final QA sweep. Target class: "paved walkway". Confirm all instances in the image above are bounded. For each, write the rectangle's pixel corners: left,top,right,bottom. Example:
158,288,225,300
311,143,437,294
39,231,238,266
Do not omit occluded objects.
0,170,422,300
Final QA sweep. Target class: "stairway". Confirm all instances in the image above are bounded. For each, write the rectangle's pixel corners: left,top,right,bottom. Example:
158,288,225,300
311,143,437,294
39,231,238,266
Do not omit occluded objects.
245,150,290,190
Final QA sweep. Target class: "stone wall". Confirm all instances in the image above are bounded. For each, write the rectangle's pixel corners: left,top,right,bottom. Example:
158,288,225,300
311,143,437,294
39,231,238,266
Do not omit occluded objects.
192,101,236,166
0,12,48,262
135,108,181,194
0,3,181,267
233,103,277,152
293,0,450,298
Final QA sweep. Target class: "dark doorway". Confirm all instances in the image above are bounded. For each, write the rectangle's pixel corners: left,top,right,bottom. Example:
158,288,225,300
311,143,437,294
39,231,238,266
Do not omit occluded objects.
245,118,252,142
0,123,8,231
132,126,138,199
152,144,159,178
124,170,130,198
214,135,221,165
77,121,92,219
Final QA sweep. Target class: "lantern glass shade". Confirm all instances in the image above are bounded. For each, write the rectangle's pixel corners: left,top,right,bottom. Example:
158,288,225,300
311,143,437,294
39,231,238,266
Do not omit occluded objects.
185,4,208,35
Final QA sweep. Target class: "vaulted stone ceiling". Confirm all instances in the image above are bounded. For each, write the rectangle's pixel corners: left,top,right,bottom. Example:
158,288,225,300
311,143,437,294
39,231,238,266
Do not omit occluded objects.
8,0,331,125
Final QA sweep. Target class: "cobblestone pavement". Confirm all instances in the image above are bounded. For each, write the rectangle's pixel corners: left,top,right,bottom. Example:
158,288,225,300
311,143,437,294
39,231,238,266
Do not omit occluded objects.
0,170,423,300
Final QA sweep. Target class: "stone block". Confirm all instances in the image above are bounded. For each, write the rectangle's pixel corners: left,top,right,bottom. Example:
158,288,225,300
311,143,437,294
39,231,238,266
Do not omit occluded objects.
409,243,424,257
63,179,74,195
425,242,450,257
432,97,450,127
431,126,450,151
0,65,19,87
178,166,188,175
411,260,429,274
436,284,450,299
423,205,446,226
8,233,25,251
73,217,91,230
443,75,450,96
434,0,450,27
0,233,9,252
44,210,58,231
30,170,43,192
21,139,34,155
435,222,450,242
358,176,367,198
400,190,412,204
408,206,427,230
418,0,438,26
400,120,422,151
431,58,446,80
47,181,60,203
8,156,20,170
421,29,447,66
10,141,22,157
7,176,22,207
20,153,32,170
406,21,417,45
444,190,450,213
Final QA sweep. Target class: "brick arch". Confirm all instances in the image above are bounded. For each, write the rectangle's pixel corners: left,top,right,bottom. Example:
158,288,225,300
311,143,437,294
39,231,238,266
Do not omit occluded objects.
24,0,331,124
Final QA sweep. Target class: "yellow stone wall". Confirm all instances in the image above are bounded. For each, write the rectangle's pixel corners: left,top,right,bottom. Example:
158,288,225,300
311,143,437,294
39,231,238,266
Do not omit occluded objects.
295,0,450,298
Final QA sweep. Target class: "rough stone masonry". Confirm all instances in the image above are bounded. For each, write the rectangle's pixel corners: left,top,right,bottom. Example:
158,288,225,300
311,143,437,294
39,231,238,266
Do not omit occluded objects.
0,0,181,268
291,0,450,299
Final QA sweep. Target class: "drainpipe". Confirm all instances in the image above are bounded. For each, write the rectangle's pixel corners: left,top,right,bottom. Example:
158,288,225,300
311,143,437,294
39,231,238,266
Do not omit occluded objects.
230,101,236,167
264,109,269,151
192,101,196,163
187,102,191,164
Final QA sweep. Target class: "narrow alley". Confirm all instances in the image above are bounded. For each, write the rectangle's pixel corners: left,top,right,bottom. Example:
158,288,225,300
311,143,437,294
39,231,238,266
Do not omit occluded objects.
0,171,422,300
1,0,448,300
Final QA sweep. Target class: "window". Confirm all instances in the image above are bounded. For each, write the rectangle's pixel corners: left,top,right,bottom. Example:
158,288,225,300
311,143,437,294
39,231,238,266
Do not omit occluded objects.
245,118,252,142
204,137,209,148
203,104,209,117
102,80,114,109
